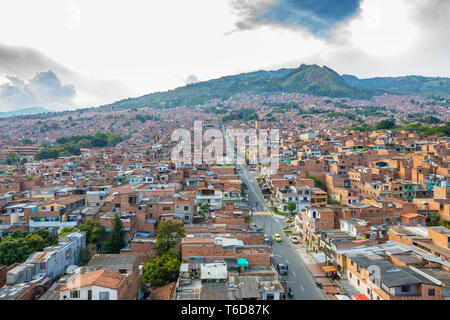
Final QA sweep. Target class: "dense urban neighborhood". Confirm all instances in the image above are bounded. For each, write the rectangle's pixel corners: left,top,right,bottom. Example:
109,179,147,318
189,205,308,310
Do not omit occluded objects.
0,85,449,301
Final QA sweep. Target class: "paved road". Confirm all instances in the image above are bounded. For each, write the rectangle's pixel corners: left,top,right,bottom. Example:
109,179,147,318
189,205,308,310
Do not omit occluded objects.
238,165,326,300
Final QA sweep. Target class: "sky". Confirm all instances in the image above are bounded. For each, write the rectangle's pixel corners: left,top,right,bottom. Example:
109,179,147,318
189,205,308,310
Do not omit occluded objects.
0,0,449,112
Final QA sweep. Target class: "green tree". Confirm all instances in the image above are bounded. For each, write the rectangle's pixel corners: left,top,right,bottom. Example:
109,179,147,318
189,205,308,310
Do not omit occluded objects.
79,220,106,245
306,175,328,192
375,119,396,130
423,116,441,124
442,220,450,229
197,202,210,218
24,233,47,251
0,239,33,266
20,138,33,145
142,254,181,287
426,213,441,227
59,226,78,237
286,203,296,216
10,229,28,239
102,214,126,253
6,152,18,165
155,220,185,257
32,229,58,247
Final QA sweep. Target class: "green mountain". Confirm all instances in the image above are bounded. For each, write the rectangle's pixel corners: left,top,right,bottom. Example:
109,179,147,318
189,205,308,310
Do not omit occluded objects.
342,74,450,97
274,64,371,98
101,64,371,111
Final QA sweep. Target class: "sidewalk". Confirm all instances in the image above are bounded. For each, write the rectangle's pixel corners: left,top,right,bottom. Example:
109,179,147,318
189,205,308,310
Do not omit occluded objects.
293,240,346,299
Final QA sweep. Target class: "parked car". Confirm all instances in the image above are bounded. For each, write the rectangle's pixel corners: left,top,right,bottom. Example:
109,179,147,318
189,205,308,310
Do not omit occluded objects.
250,223,262,231
289,235,299,244
277,263,288,275
274,234,282,242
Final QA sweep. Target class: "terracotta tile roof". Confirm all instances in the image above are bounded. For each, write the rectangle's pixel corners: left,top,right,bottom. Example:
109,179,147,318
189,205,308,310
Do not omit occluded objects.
61,269,126,291
181,237,215,244
401,213,425,219
149,282,176,300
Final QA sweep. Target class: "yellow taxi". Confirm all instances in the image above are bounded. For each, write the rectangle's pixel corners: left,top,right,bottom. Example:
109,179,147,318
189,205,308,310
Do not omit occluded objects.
274,234,282,242
285,216,295,223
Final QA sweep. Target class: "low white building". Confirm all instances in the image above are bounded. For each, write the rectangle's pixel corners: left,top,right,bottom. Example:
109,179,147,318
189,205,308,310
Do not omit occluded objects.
59,269,126,300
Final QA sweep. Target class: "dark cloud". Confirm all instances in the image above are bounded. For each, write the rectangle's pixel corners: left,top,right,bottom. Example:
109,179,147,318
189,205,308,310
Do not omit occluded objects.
230,0,361,38
185,74,199,85
0,71,75,111
0,42,133,110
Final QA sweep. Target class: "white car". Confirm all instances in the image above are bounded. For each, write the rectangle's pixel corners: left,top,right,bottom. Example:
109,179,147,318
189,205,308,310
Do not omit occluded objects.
289,236,299,244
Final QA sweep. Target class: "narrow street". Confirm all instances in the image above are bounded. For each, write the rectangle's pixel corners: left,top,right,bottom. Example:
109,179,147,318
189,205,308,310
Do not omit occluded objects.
238,165,327,300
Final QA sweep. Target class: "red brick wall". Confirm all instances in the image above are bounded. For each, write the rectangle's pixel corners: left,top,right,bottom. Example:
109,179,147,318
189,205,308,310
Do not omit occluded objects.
0,265,6,288
16,282,37,300
428,228,449,249
130,241,157,257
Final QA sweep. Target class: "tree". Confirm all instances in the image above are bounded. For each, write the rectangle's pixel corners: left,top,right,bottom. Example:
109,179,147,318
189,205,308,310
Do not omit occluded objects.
286,203,296,216
155,220,185,257
80,220,105,244
375,119,396,130
423,116,441,124
10,229,28,239
442,220,450,229
142,254,181,287
426,213,441,227
102,214,126,253
306,175,328,192
59,226,78,237
197,202,210,218
0,239,33,266
20,138,33,145
32,229,58,247
5,152,18,165
24,233,47,251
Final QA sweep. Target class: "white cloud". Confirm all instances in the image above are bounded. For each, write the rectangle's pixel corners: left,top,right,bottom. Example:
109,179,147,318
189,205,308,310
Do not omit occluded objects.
0,71,75,111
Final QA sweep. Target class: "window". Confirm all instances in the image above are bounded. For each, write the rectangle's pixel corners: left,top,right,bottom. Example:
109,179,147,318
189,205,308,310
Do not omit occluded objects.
428,289,435,296
70,290,80,298
349,272,352,278
357,279,360,286
119,269,127,274
99,292,110,300
401,285,410,293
